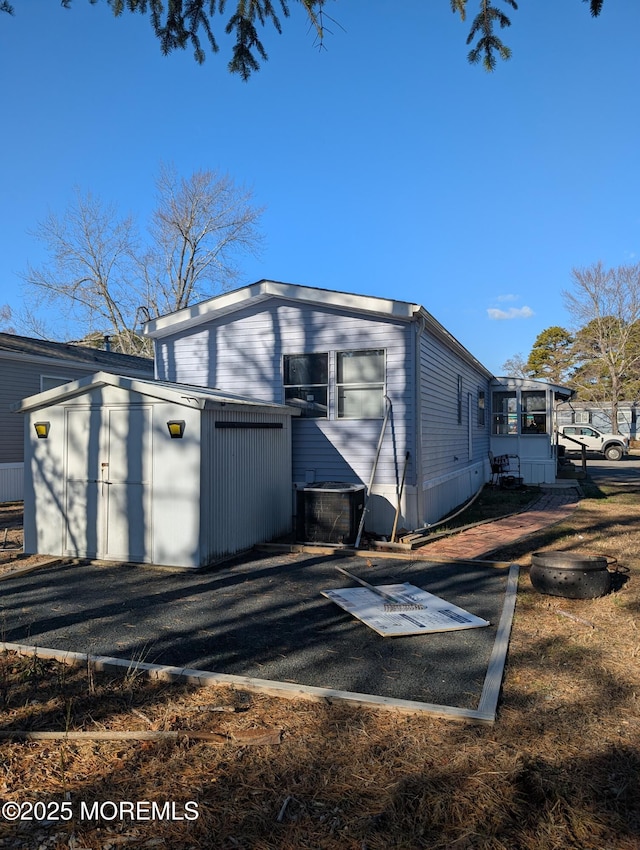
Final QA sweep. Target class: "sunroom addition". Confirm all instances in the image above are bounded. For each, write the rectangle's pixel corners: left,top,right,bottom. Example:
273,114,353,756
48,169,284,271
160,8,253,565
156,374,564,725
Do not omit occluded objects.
490,378,574,485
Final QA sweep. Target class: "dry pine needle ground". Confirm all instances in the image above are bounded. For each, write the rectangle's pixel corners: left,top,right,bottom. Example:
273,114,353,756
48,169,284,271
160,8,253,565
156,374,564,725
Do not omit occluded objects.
0,485,639,850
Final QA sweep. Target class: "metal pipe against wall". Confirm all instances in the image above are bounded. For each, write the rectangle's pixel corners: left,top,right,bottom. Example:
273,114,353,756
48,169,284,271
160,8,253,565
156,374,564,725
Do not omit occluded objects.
355,395,392,548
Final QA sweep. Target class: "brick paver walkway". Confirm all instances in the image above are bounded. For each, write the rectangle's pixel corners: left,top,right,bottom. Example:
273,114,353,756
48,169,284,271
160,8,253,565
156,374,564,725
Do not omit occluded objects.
415,489,581,561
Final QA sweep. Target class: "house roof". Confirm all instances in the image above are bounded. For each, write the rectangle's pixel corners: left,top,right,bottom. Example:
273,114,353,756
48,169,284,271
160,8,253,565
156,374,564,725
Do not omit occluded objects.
0,332,153,376
143,279,494,379
11,371,300,416
491,376,574,400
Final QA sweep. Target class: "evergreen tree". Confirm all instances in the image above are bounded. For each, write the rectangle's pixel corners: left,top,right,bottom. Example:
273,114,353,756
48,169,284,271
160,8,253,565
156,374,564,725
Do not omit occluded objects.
526,326,575,385
1,1,609,79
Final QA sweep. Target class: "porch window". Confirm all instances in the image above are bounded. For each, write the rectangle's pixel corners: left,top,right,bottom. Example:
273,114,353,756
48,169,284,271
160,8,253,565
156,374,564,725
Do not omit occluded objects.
337,349,385,419
492,391,517,434
283,353,328,418
521,391,546,434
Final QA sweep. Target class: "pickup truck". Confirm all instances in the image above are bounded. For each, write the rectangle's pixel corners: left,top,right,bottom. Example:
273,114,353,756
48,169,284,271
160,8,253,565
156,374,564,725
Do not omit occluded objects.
556,425,628,461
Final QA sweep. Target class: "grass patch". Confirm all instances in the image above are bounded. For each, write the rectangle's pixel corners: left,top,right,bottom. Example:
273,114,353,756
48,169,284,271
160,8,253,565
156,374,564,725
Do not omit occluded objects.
427,484,542,535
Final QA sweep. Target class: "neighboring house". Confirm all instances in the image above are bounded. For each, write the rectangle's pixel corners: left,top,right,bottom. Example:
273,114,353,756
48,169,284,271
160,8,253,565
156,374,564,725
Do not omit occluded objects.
0,333,153,502
144,280,496,534
555,400,639,440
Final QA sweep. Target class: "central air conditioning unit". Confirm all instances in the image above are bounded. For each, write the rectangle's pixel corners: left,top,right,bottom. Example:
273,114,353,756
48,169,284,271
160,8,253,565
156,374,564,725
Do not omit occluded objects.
295,482,365,545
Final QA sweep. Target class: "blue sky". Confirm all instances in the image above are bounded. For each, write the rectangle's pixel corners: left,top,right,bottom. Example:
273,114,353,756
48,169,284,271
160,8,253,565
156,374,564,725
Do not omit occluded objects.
1,1,639,374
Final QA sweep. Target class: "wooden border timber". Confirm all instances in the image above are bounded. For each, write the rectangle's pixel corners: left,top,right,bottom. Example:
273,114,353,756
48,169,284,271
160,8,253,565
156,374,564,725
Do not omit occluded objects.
256,543,513,567
1,564,518,725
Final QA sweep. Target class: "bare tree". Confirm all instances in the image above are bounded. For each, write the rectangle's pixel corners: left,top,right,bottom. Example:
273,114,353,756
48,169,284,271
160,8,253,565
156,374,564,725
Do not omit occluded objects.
141,164,264,318
20,166,263,353
563,261,640,432
21,189,145,354
500,352,531,378
0,304,15,333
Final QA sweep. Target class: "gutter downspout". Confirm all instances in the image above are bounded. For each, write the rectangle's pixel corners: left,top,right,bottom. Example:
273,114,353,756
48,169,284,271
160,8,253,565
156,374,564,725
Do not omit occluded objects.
414,317,427,528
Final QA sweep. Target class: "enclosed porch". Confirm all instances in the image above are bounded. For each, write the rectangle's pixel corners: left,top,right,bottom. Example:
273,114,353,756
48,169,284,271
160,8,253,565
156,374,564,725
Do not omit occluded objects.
489,378,574,485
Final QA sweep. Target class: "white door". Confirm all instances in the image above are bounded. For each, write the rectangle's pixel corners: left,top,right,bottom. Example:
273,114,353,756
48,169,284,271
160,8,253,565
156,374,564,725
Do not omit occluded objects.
64,405,152,561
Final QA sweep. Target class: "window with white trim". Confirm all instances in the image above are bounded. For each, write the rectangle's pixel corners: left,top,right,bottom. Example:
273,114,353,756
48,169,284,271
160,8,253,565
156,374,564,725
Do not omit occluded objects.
336,349,385,419
521,391,546,433
617,410,630,425
41,375,72,392
492,391,517,434
574,411,591,425
283,353,328,418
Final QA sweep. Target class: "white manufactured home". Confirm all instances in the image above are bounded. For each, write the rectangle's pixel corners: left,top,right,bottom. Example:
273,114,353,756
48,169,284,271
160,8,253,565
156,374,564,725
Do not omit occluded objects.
144,280,497,534
13,372,297,568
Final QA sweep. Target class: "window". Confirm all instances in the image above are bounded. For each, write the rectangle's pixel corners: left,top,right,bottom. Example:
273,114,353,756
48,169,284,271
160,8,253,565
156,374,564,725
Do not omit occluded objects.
337,349,385,419
521,391,546,434
283,353,328,418
477,390,486,427
574,411,591,425
492,391,517,435
457,375,463,425
565,426,598,438
41,375,71,392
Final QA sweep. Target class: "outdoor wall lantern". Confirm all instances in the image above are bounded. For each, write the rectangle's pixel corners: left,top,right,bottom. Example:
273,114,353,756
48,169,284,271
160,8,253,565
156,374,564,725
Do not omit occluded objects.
167,420,185,439
34,421,50,439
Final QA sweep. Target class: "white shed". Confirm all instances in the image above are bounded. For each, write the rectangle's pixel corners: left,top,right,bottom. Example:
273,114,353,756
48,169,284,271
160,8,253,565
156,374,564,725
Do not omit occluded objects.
13,372,298,569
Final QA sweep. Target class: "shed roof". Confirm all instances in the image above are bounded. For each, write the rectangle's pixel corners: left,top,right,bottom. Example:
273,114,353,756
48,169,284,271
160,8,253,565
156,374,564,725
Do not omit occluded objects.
0,332,153,376
11,371,300,416
143,279,494,379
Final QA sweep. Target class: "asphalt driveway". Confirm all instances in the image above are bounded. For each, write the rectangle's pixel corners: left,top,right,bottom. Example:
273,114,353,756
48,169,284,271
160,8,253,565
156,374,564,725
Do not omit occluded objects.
0,550,513,712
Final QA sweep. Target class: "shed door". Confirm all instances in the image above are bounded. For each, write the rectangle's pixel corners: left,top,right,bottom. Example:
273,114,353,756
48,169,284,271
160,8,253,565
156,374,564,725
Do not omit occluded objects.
64,405,152,562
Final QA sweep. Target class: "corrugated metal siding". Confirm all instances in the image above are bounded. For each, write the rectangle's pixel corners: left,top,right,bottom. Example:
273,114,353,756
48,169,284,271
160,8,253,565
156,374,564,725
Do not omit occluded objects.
156,299,415,489
201,408,293,560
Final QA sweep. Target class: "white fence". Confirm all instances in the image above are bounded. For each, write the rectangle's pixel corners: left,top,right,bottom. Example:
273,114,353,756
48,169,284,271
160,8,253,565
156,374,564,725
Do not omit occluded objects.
0,463,23,503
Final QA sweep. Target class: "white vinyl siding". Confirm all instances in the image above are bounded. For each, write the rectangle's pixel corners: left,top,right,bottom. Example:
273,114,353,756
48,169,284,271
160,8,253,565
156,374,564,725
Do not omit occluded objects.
418,330,491,523
155,299,413,489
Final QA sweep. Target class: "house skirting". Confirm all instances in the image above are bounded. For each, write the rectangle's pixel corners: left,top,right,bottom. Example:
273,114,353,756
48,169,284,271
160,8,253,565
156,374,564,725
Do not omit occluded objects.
365,461,487,536
420,462,487,528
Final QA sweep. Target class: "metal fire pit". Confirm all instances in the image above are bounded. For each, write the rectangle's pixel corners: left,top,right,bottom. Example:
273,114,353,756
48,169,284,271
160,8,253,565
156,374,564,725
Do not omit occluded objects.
530,551,612,599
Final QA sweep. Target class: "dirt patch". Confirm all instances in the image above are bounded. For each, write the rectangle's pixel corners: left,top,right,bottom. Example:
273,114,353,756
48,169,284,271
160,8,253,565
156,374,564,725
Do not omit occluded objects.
0,489,639,849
